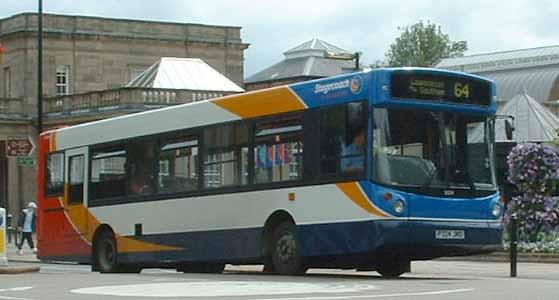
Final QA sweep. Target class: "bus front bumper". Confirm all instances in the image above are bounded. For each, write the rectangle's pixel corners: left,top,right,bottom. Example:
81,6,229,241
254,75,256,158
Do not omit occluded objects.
299,218,503,261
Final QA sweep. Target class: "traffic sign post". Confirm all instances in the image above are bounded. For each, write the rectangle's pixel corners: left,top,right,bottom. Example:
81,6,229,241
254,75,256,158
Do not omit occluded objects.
6,136,35,157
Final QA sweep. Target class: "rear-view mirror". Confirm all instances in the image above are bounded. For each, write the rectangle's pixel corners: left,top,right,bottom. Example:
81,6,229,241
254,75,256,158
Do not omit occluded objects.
505,119,514,140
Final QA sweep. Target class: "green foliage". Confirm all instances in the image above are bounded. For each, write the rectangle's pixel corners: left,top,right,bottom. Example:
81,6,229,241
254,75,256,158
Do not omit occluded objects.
385,20,468,67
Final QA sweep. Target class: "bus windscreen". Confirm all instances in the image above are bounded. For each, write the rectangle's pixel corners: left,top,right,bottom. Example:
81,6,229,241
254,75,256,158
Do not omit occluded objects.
390,71,492,107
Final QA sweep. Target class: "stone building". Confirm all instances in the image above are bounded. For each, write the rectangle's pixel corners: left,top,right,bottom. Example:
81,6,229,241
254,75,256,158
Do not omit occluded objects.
245,38,359,91
0,12,248,221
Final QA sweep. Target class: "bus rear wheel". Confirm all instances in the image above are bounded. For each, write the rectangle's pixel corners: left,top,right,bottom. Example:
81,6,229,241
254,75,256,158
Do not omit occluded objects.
271,222,307,275
94,230,140,273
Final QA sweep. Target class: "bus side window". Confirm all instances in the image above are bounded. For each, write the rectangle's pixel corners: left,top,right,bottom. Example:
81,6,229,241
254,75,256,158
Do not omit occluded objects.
254,114,303,184
45,152,64,196
68,155,85,204
203,123,249,188
127,140,156,196
158,134,199,193
319,102,366,177
90,146,127,201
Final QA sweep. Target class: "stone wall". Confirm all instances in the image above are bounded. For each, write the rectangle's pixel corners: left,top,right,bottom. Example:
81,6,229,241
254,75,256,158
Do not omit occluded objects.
0,13,248,112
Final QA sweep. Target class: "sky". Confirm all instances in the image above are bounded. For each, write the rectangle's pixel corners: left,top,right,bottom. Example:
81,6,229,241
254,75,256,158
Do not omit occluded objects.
2,0,559,77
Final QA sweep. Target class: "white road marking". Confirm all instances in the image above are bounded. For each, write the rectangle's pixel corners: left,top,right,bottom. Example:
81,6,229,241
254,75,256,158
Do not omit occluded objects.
0,288,33,293
71,281,378,297
251,288,475,300
0,287,33,300
0,296,33,300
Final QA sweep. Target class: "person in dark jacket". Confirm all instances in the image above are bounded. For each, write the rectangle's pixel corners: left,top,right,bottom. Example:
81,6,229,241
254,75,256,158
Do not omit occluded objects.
17,202,37,255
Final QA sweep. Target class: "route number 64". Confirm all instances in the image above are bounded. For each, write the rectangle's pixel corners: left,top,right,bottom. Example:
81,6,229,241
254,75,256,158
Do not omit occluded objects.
454,83,470,98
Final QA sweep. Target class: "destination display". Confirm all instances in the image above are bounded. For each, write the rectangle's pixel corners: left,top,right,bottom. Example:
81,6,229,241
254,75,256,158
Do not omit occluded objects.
390,72,492,107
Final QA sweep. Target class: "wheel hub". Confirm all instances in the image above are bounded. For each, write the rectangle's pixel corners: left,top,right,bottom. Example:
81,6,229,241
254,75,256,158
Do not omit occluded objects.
277,233,297,264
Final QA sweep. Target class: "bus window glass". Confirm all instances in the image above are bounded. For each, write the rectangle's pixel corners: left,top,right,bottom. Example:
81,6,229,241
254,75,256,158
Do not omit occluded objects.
127,140,156,196
45,152,64,196
373,108,496,190
91,146,126,201
254,115,303,184
466,120,494,186
159,135,198,193
68,155,84,204
203,123,248,188
320,102,366,176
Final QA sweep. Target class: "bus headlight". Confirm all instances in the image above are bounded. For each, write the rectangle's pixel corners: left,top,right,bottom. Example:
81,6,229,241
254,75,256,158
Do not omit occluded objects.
492,203,501,217
394,199,405,214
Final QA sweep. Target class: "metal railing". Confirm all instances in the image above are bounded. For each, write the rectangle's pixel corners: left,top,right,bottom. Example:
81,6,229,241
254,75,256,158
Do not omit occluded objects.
44,87,232,115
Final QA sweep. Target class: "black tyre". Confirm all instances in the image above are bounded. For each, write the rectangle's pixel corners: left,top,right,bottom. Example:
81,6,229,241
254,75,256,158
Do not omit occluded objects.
262,258,276,273
376,261,410,278
94,230,141,273
271,222,307,275
94,231,118,273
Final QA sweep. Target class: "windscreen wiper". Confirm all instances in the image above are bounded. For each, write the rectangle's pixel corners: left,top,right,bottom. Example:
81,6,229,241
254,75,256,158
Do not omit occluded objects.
462,169,476,193
420,167,438,191
452,168,476,193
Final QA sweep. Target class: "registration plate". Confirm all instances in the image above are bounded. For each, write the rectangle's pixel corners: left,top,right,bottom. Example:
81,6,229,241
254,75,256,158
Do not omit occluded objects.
435,230,465,240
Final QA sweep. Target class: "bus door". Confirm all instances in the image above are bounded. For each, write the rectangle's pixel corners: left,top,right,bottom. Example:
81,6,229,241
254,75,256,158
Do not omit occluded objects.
64,147,89,238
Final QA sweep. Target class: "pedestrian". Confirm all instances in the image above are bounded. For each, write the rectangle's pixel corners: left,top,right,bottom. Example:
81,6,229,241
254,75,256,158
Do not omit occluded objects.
17,202,37,255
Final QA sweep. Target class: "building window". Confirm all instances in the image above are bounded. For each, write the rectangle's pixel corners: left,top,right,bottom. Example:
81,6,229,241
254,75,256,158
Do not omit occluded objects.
203,123,249,188
90,146,126,201
254,114,303,184
56,65,70,95
159,134,199,193
45,152,64,196
319,102,366,176
3,67,11,98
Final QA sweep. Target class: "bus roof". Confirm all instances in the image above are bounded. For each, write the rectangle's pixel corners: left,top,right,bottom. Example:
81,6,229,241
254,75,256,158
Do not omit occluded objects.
46,68,495,151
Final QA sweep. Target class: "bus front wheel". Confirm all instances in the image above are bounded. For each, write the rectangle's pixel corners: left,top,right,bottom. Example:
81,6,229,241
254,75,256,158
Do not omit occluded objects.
271,222,307,275
376,261,410,278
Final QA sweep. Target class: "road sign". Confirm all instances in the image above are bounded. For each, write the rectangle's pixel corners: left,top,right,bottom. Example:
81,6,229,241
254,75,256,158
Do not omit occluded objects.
5,136,35,157
17,157,36,167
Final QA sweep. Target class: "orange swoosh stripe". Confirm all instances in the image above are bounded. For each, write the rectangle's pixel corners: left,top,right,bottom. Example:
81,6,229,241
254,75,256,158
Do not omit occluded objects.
64,202,182,253
50,132,57,152
337,182,392,218
213,86,307,119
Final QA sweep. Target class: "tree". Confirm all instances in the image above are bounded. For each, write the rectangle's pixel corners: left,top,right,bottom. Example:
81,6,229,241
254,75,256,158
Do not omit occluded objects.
385,20,467,67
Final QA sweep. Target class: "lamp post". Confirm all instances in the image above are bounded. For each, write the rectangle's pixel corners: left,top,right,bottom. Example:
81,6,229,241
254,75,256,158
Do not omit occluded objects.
37,0,43,134
325,51,361,73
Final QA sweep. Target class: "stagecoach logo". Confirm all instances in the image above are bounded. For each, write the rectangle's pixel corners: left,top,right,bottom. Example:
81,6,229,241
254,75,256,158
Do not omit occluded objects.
314,79,349,95
350,75,363,94
313,75,363,95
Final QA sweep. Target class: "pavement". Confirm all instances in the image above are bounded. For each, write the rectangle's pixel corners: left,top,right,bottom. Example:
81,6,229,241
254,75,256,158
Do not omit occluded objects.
0,238,40,273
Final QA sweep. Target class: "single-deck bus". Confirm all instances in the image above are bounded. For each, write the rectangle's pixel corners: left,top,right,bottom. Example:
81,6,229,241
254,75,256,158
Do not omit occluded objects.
38,68,502,277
